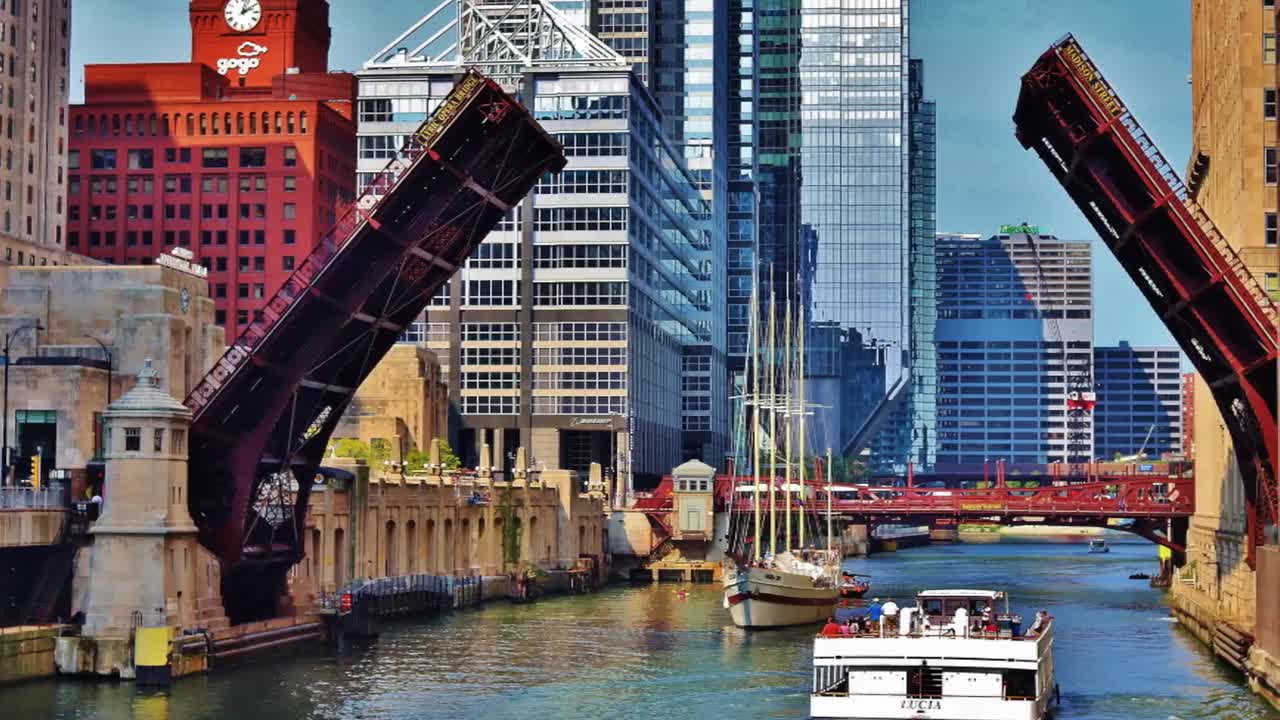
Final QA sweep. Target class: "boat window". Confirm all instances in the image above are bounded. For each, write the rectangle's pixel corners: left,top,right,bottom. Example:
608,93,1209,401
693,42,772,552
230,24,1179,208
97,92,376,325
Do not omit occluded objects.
1004,669,1036,700
922,598,945,616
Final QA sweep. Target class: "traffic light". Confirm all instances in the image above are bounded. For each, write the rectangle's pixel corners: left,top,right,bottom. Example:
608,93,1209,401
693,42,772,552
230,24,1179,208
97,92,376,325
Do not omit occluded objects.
29,454,40,489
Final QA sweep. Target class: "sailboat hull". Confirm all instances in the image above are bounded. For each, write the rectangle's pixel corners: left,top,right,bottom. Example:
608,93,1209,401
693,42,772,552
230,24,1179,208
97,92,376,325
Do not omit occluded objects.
723,563,839,629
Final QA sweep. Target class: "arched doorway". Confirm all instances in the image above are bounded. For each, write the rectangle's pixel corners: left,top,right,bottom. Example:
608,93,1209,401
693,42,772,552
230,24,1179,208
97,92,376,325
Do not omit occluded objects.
460,518,471,573
528,515,538,562
385,520,397,577
443,519,453,575
333,528,346,589
426,518,435,573
406,520,418,574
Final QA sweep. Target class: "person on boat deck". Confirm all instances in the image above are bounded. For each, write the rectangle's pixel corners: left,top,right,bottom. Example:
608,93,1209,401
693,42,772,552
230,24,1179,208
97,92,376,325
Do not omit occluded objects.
867,598,883,627
952,606,969,637
981,605,998,633
841,618,856,635
821,617,843,636
1026,610,1046,637
881,598,900,633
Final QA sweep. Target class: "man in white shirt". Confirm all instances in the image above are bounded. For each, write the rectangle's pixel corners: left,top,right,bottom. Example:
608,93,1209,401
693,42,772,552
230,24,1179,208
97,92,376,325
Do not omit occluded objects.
881,598,900,634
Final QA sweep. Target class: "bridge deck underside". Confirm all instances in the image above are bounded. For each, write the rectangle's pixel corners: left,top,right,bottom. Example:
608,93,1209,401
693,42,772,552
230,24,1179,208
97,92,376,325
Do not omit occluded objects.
184,75,565,584
1012,38,1278,566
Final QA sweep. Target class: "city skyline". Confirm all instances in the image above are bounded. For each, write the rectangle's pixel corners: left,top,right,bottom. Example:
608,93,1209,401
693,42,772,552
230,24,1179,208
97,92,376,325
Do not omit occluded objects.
70,0,1192,350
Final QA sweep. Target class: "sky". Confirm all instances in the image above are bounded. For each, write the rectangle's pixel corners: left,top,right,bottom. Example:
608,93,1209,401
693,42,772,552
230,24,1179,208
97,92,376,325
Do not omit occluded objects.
69,0,1190,349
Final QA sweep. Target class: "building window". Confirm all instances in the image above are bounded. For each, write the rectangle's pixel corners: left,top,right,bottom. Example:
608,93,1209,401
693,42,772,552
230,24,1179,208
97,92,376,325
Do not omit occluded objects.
239,147,266,168
283,176,296,192
283,229,295,245
153,428,164,452
127,149,153,169
282,255,294,271
124,427,141,452
201,147,229,168
90,149,116,169
1268,147,1279,184
1267,212,1278,247
283,147,297,167
283,203,296,219
1266,273,1280,300
1267,34,1278,64
68,149,79,169
1267,89,1278,120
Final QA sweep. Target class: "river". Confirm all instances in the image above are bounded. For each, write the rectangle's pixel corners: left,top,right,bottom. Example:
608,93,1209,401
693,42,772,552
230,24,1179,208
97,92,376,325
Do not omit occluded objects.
7,537,1276,719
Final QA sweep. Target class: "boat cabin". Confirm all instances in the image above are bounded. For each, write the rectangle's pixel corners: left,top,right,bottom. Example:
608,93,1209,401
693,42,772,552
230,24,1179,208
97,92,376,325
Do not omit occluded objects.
917,589,1009,623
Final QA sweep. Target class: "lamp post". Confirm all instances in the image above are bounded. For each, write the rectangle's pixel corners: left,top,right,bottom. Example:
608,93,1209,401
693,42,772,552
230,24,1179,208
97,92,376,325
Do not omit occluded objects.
83,334,113,464
2,322,44,487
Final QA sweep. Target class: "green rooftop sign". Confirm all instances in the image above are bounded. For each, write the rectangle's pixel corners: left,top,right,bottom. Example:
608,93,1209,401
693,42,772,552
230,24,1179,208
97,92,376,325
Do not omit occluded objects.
999,224,1040,234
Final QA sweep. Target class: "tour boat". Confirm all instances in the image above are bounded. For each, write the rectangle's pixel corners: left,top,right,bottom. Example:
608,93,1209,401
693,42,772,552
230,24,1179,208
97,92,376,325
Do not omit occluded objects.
811,589,1057,720
721,284,840,629
1088,538,1110,553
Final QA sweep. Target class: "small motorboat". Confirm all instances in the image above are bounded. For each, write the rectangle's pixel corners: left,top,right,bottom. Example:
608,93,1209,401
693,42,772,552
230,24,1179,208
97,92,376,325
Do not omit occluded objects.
840,573,871,599
1128,573,1151,580
1088,539,1110,554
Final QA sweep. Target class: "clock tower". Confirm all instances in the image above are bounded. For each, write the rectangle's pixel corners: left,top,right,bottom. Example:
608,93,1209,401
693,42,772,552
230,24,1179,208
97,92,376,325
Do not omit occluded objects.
189,0,332,88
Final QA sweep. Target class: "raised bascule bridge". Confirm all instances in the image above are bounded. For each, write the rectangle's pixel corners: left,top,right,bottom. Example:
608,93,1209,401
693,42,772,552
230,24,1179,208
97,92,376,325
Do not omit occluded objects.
182,71,566,621
1013,35,1278,568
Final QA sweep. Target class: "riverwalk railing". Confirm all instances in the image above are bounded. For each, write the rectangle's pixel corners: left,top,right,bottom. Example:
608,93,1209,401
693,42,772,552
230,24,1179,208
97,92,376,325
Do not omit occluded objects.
0,483,69,510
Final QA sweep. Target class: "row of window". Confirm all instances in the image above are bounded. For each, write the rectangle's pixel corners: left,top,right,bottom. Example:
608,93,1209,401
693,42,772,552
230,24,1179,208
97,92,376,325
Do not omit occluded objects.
75,146,295,171
533,94,628,121
537,169,627,195
533,281,627,306
535,206,627,231
67,228,296,250
74,111,309,139
73,173,293,196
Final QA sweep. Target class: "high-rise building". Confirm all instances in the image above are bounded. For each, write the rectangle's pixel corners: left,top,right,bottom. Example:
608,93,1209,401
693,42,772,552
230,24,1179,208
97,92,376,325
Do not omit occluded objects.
360,0,722,488
870,57,936,472
1092,344,1183,460
794,0,912,461
1173,0,1278,649
934,229,1093,468
67,0,356,338
0,0,74,267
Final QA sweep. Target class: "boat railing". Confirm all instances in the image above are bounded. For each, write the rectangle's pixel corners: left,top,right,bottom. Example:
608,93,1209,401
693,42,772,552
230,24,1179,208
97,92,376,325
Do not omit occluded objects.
818,619,1052,642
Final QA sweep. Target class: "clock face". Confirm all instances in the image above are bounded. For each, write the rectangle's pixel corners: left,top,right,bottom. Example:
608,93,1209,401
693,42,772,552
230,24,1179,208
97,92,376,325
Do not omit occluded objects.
223,0,262,33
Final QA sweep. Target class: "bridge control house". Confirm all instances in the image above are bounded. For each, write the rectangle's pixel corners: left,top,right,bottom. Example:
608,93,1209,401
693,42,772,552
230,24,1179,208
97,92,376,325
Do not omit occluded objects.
66,0,356,338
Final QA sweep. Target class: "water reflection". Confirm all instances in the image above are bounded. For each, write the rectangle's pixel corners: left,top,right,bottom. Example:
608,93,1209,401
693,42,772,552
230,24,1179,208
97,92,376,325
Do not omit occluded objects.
3,538,1274,720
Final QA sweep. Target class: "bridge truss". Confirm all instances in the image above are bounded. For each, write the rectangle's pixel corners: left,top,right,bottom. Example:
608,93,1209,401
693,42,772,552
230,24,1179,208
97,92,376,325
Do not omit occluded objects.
1013,35,1279,567
183,71,565,619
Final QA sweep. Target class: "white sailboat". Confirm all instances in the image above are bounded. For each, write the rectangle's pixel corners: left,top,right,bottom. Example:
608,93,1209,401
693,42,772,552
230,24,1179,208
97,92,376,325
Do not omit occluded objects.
722,282,840,629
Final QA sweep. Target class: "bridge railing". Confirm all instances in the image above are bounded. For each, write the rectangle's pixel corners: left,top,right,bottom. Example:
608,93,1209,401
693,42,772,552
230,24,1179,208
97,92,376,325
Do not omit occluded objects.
0,483,69,510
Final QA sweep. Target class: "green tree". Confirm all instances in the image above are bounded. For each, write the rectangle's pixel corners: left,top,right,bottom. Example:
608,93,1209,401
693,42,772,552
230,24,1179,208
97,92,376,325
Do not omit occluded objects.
436,437,461,470
497,485,523,568
405,449,430,474
330,438,371,461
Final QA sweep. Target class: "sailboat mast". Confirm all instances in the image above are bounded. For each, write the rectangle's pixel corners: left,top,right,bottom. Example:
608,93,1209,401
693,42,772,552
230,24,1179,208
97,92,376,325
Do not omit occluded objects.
797,300,806,550
826,447,833,554
783,293,793,552
767,289,777,558
750,281,761,563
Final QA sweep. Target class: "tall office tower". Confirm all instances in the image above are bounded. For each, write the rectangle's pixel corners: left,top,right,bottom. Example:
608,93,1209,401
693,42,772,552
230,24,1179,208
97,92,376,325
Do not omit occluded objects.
361,0,721,488
592,0,652,86
1092,344,1183,461
68,0,356,337
650,0,729,465
798,0,912,462
869,57,936,472
934,230,1093,469
0,0,74,267
1180,372,1196,460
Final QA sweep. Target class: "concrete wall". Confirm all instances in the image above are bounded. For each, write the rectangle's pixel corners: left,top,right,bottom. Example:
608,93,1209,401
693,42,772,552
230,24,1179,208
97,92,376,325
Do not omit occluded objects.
333,344,448,456
300,460,609,596
0,625,64,685
0,509,63,548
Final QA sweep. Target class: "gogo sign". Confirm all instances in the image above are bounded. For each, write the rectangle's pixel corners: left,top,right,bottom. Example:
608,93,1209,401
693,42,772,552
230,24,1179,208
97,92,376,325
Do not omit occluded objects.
216,41,268,76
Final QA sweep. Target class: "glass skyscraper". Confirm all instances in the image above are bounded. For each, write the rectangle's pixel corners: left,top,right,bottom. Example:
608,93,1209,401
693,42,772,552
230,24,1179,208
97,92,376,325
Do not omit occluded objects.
797,0,912,459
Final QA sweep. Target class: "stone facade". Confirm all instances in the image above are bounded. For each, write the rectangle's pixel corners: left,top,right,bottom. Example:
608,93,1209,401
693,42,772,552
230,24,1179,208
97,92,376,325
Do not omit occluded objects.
1180,1,1279,708
332,344,448,459
0,264,223,490
299,453,610,596
75,362,226,675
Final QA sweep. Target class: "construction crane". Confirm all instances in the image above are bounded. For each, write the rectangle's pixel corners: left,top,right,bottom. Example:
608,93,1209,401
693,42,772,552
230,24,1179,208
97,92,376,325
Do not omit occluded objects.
1022,229,1095,476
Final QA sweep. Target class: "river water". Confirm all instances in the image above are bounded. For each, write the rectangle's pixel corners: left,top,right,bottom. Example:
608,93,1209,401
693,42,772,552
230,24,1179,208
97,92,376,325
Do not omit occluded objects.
8,537,1277,719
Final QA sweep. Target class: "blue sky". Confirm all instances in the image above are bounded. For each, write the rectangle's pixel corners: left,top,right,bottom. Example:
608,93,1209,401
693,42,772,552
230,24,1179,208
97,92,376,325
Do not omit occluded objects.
70,0,1190,348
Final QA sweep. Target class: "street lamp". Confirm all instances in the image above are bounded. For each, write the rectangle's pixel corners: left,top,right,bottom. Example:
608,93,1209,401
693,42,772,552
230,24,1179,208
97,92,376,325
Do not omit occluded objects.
3,322,44,487
83,334,113,465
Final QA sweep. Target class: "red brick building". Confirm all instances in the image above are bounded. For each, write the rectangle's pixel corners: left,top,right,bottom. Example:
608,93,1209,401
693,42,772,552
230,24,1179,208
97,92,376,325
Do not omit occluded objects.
68,0,354,336
1181,372,1196,460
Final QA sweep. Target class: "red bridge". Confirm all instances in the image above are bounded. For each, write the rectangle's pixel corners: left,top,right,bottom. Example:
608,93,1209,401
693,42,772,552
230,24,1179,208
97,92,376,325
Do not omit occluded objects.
1014,35,1278,566
182,71,565,621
